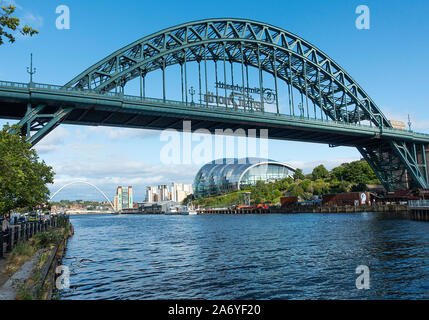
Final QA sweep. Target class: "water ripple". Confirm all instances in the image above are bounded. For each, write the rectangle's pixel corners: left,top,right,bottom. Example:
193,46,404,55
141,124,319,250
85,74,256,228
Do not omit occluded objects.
60,213,429,300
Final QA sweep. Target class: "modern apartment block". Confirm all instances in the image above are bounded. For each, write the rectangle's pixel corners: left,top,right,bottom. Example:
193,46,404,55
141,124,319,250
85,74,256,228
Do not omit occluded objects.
158,185,169,201
171,182,193,203
145,186,158,203
114,186,133,211
145,183,193,203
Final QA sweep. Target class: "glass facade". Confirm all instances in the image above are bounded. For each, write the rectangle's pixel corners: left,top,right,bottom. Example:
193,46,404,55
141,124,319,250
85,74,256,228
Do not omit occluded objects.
122,189,129,209
193,158,295,198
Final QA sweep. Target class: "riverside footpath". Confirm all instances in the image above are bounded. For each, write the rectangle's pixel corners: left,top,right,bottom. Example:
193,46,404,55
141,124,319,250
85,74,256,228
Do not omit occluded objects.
0,215,73,300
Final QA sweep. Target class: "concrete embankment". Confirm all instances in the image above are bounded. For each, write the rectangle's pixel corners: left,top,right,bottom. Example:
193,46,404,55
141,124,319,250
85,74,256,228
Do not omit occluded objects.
43,223,74,299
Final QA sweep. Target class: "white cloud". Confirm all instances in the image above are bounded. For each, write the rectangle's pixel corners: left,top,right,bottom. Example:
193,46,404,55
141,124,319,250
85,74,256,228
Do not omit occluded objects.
382,107,429,133
21,11,44,29
86,126,160,140
34,126,70,154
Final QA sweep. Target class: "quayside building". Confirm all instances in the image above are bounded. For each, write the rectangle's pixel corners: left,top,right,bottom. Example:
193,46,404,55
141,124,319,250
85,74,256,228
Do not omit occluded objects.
194,157,296,198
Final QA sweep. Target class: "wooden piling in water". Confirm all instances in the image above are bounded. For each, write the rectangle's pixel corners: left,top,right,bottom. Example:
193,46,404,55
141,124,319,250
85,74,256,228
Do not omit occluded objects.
198,204,422,219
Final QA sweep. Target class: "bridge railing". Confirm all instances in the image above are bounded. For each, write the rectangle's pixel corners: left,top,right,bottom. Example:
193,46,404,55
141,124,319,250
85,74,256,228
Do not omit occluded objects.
2,79,429,138
123,92,383,131
125,94,382,132
0,80,29,89
408,200,429,208
33,82,119,98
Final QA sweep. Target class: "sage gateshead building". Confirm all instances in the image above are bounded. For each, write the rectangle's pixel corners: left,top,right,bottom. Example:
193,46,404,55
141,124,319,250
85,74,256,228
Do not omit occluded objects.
193,158,296,198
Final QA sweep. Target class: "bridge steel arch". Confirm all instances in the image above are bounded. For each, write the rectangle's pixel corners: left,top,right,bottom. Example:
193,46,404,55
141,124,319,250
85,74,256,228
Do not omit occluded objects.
65,19,388,126
9,18,429,191
50,180,115,211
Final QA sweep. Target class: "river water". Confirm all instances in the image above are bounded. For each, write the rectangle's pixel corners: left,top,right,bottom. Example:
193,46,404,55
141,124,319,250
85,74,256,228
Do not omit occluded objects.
60,213,428,300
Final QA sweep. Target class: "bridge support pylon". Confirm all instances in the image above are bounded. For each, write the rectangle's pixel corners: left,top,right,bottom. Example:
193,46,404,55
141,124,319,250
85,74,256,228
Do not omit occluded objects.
18,103,71,146
358,140,429,191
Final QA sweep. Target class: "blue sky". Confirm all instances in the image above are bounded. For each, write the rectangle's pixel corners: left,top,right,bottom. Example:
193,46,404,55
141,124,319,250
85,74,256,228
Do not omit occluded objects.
1,0,429,201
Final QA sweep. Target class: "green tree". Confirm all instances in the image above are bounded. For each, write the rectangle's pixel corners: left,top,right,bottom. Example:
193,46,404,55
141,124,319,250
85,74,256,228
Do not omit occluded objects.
293,169,305,181
344,161,378,184
288,183,304,198
329,180,349,194
274,177,292,191
299,179,312,193
272,189,282,201
0,4,39,45
330,165,346,181
0,124,54,216
350,182,368,192
312,179,330,195
329,160,378,184
312,164,329,180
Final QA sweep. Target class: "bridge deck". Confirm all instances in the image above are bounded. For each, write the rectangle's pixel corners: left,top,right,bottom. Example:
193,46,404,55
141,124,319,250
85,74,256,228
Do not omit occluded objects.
1,81,429,147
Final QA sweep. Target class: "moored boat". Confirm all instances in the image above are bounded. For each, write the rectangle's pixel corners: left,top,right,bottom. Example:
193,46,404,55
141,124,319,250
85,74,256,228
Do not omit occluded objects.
165,205,198,215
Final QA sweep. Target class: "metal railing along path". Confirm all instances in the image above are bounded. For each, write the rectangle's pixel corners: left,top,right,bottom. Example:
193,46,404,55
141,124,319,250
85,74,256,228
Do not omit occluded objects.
0,215,70,259
408,200,429,208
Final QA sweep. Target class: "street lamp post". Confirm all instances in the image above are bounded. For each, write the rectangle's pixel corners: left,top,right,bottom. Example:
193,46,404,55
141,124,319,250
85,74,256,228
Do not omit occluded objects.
189,86,195,105
26,53,36,85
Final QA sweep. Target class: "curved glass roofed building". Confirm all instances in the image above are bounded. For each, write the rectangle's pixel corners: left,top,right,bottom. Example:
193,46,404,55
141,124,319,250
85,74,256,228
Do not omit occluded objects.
193,158,296,198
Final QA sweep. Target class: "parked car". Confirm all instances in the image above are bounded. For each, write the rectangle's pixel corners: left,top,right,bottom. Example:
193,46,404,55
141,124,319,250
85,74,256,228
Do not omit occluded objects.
17,216,26,223
28,212,37,222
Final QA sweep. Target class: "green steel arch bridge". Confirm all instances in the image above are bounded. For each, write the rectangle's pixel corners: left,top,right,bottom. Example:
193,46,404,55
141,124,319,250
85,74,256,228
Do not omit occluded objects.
0,18,428,191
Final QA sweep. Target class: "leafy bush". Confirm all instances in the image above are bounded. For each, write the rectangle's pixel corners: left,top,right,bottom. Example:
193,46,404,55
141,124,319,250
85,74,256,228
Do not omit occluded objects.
10,241,36,258
34,229,62,248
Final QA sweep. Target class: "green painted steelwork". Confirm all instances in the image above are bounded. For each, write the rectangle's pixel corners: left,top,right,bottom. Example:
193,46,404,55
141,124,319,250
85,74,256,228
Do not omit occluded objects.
2,80,428,139
1,79,428,191
0,18,428,191
64,19,390,127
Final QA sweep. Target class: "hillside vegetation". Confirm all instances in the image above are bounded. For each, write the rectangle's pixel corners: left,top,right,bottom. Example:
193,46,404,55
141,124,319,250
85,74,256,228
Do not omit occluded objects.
192,160,379,208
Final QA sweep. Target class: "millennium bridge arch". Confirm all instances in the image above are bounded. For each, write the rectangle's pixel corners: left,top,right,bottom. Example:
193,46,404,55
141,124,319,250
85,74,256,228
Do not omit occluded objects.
50,180,115,211
1,18,429,191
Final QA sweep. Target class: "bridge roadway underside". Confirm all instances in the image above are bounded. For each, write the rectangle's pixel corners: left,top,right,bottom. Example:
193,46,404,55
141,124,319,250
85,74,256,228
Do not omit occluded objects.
2,86,429,191
0,87,407,148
